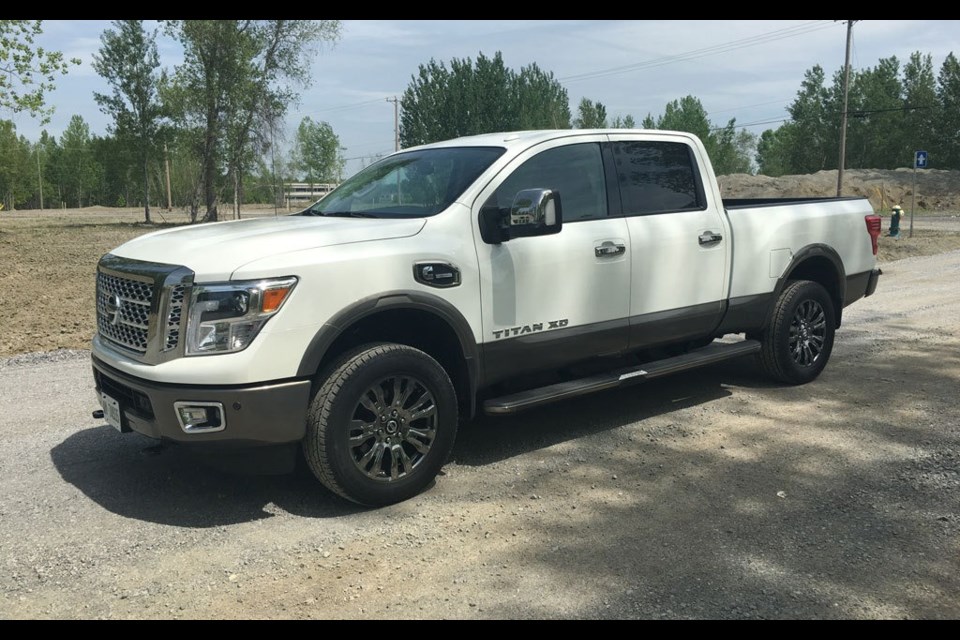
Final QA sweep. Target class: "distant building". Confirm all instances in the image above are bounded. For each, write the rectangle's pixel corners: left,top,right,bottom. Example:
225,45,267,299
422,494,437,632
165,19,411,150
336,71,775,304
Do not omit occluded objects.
284,182,338,208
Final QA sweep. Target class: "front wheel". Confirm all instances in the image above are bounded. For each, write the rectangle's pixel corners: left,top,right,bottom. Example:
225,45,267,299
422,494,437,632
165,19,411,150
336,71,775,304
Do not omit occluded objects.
757,280,836,385
303,343,458,507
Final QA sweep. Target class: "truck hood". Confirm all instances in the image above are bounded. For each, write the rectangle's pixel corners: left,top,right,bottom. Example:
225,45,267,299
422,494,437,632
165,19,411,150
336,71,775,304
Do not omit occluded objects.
111,215,426,280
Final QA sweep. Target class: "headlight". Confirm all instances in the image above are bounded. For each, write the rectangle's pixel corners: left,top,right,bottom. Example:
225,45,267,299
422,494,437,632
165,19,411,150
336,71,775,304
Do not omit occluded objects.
185,277,297,355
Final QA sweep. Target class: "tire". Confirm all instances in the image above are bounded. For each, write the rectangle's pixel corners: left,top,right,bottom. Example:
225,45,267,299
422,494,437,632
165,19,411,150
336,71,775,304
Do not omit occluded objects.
757,280,836,385
303,343,458,507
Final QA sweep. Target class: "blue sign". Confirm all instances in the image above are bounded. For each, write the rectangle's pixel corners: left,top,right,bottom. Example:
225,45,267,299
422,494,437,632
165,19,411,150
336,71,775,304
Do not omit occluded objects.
915,150,928,169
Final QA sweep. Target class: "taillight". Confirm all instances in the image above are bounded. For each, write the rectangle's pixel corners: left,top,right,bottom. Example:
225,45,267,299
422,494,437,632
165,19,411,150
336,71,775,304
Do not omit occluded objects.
865,215,881,256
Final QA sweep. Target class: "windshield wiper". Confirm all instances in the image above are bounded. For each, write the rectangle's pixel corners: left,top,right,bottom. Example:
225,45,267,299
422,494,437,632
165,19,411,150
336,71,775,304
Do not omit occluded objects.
320,211,379,218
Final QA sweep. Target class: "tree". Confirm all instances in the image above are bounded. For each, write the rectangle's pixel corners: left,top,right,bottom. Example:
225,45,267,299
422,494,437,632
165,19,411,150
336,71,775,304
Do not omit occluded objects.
845,56,903,169
90,133,141,209
0,20,80,123
0,120,32,209
93,20,164,223
936,52,960,170
709,119,757,175
784,65,833,173
756,128,789,176
656,95,712,141
515,63,571,129
400,51,570,148
643,96,755,175
611,114,636,129
57,115,101,207
901,52,937,166
162,20,341,222
292,117,344,185
573,98,608,129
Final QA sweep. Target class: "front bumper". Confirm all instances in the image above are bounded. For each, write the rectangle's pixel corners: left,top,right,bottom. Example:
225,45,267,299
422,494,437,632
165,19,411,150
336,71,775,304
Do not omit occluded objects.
92,356,312,447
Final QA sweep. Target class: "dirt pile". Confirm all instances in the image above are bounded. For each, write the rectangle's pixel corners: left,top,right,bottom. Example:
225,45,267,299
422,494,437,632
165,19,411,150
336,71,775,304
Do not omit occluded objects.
719,168,960,212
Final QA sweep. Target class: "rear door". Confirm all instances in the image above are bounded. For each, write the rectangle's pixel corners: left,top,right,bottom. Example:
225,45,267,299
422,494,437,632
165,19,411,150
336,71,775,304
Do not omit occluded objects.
606,133,730,350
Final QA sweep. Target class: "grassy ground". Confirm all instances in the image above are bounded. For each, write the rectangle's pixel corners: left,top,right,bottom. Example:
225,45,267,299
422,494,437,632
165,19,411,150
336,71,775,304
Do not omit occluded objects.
1,207,959,357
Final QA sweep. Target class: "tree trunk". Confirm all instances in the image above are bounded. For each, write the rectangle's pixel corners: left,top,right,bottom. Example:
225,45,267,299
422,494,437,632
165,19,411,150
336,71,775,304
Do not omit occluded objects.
143,152,152,224
233,169,240,219
202,107,219,223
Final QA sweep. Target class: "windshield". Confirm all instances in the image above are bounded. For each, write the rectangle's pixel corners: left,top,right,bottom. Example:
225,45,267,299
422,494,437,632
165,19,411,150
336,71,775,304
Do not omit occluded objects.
302,146,505,218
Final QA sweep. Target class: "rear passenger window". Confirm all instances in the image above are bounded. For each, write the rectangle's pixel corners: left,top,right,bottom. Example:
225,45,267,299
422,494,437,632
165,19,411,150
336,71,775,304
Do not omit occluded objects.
613,141,705,215
484,143,607,222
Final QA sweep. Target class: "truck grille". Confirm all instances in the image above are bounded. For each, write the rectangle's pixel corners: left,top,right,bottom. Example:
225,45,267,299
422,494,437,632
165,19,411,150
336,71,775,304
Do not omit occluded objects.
95,255,194,362
97,272,154,353
164,285,186,351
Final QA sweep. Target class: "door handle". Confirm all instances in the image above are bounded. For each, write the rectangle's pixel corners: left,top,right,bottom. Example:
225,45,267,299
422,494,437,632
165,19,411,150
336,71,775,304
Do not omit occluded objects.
698,232,723,245
595,242,626,257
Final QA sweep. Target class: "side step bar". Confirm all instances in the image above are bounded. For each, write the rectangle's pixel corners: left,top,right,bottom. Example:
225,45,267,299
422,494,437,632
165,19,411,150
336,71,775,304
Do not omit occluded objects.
483,339,761,415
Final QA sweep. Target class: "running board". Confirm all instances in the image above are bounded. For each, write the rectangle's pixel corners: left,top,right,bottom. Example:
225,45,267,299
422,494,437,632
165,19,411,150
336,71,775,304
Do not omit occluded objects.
482,339,761,415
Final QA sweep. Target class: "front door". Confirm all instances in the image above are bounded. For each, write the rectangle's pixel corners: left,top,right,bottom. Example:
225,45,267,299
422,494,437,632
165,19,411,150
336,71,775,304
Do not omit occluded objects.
471,136,632,385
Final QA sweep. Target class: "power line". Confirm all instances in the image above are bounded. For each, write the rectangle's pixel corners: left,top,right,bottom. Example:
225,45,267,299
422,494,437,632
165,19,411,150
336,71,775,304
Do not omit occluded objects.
559,20,838,84
301,97,392,116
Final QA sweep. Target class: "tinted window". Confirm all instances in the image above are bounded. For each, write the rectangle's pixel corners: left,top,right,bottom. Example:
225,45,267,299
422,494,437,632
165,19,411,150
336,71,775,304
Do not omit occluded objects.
613,141,704,215
484,143,607,222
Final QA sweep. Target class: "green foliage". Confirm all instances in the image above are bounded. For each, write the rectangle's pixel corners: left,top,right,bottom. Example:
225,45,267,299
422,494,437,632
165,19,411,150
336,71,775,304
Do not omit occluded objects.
292,117,344,183
709,120,757,176
657,96,712,140
161,20,341,221
399,51,570,148
643,95,757,176
57,115,101,207
758,51,959,175
756,128,789,177
611,114,636,129
93,20,164,222
515,63,571,129
846,56,904,169
0,120,32,208
936,53,960,169
781,65,834,174
0,20,81,124
574,98,607,128
902,53,937,156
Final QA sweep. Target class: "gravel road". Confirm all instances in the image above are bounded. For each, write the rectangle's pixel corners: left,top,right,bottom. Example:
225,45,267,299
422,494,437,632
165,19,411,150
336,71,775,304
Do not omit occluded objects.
1,250,958,620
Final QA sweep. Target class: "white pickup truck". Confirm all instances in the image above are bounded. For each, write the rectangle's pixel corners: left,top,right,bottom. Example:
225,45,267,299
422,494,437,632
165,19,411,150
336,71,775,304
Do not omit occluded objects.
92,129,882,506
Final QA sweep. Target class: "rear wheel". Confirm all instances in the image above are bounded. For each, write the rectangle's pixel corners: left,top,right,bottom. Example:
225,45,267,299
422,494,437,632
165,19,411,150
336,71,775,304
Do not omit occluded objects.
303,343,458,506
758,280,836,385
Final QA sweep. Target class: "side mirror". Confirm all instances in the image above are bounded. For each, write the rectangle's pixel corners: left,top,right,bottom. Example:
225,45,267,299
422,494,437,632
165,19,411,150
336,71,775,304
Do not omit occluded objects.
480,188,563,244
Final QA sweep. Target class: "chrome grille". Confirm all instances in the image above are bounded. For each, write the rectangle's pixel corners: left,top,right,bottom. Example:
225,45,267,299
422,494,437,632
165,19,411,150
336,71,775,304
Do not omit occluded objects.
96,272,154,353
164,285,186,351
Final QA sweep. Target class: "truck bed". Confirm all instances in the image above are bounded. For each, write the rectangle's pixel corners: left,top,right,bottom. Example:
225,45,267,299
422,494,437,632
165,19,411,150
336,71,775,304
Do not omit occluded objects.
723,196,867,210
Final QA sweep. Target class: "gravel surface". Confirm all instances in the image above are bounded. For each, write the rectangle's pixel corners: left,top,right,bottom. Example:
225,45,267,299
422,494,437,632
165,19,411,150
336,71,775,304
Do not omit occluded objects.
1,250,958,620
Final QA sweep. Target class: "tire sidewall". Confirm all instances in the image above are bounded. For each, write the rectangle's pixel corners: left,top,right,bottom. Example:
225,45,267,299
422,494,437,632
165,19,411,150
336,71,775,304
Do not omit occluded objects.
775,282,836,384
316,346,458,506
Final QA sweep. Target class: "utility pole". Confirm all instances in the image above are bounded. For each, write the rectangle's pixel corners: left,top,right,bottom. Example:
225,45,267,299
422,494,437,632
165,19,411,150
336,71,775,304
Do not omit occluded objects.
36,147,43,210
386,96,399,152
164,143,173,211
836,19,858,197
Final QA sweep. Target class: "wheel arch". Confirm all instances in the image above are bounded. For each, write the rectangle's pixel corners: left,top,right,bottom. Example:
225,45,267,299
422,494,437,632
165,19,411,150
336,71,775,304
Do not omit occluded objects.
297,291,480,419
773,244,846,329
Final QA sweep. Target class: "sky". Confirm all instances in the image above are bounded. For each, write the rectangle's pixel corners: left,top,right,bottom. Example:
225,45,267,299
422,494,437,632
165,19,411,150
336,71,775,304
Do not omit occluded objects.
9,19,960,177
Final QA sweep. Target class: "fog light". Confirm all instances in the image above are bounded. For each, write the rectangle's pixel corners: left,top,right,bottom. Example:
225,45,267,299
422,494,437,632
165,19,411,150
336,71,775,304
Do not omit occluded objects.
174,402,226,433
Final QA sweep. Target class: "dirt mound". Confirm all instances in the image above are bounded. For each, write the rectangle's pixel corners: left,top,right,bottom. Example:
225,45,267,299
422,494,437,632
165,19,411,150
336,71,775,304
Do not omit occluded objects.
718,168,960,212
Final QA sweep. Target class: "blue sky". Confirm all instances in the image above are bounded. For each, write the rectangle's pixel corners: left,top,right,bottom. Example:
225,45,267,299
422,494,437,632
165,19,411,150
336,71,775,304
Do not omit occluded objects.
9,19,960,177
